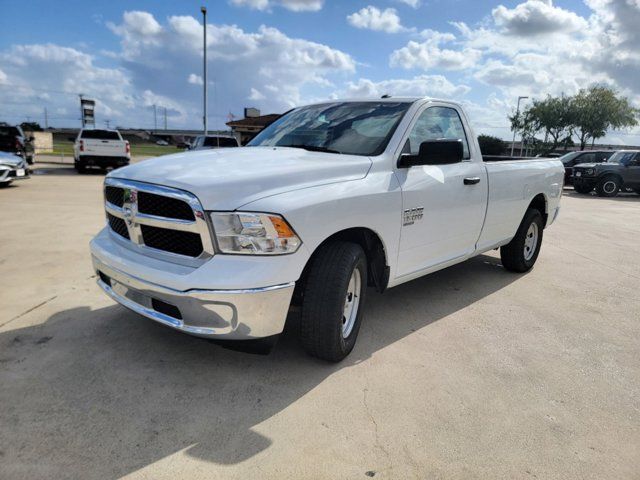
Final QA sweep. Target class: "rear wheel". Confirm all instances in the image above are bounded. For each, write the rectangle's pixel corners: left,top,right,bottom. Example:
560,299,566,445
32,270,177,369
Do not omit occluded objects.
500,209,544,273
74,160,86,173
596,175,621,197
573,183,593,194
299,241,367,362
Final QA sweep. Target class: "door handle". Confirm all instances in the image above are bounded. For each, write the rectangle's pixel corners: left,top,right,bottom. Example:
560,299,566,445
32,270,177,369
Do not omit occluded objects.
464,177,481,185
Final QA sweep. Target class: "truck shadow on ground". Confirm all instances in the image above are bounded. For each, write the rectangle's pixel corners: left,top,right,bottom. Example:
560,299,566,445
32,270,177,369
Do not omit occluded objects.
1,254,518,478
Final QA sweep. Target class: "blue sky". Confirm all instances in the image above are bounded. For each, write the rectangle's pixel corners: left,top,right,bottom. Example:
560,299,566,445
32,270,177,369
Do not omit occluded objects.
0,0,638,143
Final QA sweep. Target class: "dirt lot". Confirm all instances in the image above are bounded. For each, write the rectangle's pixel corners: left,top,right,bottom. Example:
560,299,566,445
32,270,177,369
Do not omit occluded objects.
1,164,639,479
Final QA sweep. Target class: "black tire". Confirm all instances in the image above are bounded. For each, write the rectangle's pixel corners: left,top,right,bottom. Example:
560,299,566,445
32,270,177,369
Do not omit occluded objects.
596,175,621,197
299,241,368,362
634,188,640,196
75,161,86,173
26,156,34,165
500,209,544,273
573,183,593,194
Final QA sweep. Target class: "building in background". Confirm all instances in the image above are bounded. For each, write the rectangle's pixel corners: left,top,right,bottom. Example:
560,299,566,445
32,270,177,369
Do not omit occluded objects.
226,108,281,145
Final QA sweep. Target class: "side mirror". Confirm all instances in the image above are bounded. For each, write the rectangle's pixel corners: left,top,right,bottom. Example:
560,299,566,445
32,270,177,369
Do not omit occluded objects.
398,140,464,168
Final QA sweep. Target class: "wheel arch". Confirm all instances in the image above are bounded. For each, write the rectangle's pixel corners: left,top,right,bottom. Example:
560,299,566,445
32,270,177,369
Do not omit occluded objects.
295,227,390,303
598,172,624,184
527,193,548,227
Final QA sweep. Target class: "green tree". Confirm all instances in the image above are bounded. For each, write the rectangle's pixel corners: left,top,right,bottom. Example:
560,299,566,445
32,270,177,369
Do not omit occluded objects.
572,86,638,150
477,134,506,155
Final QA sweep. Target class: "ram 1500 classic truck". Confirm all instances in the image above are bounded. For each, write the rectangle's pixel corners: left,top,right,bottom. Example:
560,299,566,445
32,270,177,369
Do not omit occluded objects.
74,128,130,173
90,98,563,361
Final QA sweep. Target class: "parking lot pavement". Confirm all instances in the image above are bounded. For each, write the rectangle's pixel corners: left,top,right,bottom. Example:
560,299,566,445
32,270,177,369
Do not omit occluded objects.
1,167,639,480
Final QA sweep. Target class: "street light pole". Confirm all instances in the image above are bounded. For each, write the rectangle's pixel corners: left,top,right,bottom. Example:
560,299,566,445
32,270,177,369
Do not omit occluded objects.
201,6,208,136
511,95,528,157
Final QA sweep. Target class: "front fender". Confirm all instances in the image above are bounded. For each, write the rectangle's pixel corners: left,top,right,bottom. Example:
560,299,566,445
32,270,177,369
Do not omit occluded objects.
240,171,403,281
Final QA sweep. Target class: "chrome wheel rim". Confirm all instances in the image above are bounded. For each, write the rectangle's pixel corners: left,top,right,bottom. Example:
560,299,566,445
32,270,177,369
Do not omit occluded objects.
523,222,539,261
603,181,616,194
342,268,361,338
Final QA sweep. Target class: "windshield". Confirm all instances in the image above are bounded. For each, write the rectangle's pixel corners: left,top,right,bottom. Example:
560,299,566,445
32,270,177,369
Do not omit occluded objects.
247,101,412,156
81,130,121,140
607,151,637,164
558,152,580,165
203,137,238,147
0,126,21,137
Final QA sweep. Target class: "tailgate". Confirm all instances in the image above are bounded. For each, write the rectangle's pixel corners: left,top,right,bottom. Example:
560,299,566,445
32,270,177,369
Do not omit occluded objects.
83,140,127,157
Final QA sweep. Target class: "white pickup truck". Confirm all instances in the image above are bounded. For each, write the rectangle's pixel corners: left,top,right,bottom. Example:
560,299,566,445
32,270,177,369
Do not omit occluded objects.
90,98,563,361
74,128,130,173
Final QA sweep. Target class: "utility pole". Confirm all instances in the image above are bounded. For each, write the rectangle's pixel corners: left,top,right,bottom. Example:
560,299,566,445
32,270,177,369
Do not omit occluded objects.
201,6,208,135
79,94,84,127
164,107,167,130
510,95,528,157
153,104,157,131
105,119,111,129
44,107,48,129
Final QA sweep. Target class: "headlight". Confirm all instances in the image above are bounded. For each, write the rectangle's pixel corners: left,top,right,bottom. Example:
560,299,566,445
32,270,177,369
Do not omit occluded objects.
586,168,595,175
210,212,302,255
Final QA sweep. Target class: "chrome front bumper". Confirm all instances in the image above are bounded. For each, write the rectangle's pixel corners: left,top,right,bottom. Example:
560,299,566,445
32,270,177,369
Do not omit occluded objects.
92,256,294,340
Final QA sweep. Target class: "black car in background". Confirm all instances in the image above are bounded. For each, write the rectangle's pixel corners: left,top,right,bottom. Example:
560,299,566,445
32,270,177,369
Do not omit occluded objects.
0,123,34,164
573,150,640,197
559,150,614,184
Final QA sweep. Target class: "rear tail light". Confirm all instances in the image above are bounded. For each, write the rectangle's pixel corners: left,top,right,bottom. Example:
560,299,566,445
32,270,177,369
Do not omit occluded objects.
79,140,84,152
125,141,130,154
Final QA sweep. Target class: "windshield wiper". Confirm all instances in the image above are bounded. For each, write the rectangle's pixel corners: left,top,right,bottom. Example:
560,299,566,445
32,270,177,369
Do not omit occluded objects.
279,144,342,154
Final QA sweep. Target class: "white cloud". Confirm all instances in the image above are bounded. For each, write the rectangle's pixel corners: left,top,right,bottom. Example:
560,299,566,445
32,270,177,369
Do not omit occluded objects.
0,68,8,84
343,75,470,99
390,30,482,70
492,0,588,36
249,87,266,100
395,0,421,8
347,6,408,33
107,12,355,122
187,73,204,85
230,0,323,12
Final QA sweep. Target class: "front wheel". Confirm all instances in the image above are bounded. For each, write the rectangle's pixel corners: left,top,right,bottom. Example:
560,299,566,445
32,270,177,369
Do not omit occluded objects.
500,209,544,273
596,175,621,197
299,241,367,362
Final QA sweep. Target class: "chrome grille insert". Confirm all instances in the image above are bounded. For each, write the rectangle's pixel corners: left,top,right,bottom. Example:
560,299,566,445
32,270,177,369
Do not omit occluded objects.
103,178,214,266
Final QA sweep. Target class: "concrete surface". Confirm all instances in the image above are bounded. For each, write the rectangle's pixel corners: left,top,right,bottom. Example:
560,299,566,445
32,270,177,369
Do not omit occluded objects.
1,165,639,479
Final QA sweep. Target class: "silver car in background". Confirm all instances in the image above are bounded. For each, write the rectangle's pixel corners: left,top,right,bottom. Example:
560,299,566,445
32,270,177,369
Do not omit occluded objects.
0,152,30,187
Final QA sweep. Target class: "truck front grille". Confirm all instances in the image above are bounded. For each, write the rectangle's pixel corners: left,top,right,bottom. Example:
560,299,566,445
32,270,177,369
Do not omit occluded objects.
107,212,129,239
103,178,214,264
105,186,124,207
137,191,195,221
140,225,203,257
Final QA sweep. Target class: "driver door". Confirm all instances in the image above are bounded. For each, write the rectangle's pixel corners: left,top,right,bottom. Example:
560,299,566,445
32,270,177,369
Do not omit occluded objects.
394,104,488,278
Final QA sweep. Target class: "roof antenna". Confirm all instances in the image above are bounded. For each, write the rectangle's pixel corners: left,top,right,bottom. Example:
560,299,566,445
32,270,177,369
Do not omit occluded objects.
381,94,391,98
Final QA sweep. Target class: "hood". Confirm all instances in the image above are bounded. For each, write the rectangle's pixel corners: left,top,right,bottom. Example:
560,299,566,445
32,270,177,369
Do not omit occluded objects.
0,153,23,167
109,146,372,210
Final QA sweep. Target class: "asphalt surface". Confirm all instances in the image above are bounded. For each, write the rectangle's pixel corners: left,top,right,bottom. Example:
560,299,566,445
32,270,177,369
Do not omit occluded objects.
1,164,639,479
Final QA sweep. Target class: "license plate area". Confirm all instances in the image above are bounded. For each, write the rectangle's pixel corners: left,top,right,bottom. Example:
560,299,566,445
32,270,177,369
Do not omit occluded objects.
575,171,581,177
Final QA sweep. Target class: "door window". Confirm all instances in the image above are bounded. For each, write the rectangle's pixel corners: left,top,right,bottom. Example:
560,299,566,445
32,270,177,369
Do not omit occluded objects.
407,106,470,159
